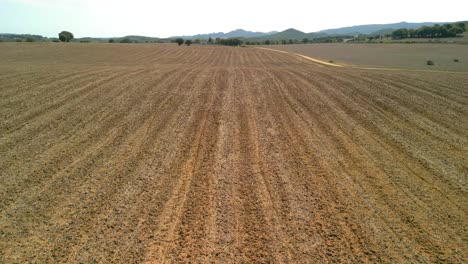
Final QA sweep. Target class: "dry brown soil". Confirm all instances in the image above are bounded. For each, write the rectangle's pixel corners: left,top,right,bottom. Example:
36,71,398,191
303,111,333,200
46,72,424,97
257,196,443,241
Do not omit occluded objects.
0,43,467,263
267,43,468,71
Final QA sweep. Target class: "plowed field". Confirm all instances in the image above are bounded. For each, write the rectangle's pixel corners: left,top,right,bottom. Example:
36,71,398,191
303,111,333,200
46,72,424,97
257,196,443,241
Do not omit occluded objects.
1,43,467,263
267,43,468,72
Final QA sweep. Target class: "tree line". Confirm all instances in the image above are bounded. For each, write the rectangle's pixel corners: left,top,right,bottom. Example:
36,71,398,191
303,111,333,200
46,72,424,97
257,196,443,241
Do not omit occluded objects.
171,36,352,47
392,23,466,39
173,37,242,46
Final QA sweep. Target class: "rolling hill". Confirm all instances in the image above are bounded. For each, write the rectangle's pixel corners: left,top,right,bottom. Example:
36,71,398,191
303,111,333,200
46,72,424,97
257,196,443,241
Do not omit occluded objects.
172,22,454,42
173,29,277,40
247,29,328,42
318,22,446,35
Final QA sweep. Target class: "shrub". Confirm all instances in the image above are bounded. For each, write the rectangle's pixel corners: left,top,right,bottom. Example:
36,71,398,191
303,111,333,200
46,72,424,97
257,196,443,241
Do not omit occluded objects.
427,60,434,66
454,59,459,62
58,31,74,42
216,38,242,46
25,38,34,42
175,38,184,46
109,38,115,43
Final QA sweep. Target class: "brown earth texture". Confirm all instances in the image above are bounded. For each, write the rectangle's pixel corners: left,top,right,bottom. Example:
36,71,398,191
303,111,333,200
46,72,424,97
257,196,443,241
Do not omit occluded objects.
0,43,467,263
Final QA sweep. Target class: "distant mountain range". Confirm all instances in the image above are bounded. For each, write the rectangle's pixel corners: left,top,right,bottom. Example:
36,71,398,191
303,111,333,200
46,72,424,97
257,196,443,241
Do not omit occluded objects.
317,22,445,35
248,29,327,41
172,28,314,41
172,29,278,40
1,21,462,43
170,21,452,40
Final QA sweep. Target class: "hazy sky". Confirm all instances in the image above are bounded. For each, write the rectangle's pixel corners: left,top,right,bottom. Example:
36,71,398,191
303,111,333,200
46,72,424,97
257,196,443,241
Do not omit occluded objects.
1,0,467,38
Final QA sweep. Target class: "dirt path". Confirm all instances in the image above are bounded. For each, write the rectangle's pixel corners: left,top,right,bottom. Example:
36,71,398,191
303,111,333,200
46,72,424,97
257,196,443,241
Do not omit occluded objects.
0,43,466,263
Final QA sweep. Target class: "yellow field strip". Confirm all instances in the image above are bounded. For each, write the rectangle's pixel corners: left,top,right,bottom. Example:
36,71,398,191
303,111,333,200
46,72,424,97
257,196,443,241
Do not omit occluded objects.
255,47,468,74
296,54,344,67
256,47,343,67
255,47,291,54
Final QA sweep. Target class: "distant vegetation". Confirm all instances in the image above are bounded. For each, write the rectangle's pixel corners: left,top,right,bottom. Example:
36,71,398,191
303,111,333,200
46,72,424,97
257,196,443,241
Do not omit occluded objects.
216,38,242,46
59,31,74,42
175,38,184,46
317,22,442,35
170,35,359,47
119,38,132,43
0,34,50,42
392,23,466,39
1,21,466,45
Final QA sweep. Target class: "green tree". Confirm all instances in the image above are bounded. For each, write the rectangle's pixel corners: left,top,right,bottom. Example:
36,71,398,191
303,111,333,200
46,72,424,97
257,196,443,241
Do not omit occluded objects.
433,24,443,37
185,39,192,46
58,31,74,42
208,37,213,44
302,38,309,44
438,26,449,37
392,23,466,39
418,26,433,37
216,38,242,46
449,26,464,37
229,38,242,46
175,38,184,45
264,40,271,45
443,23,453,30
392,28,408,39
108,38,115,43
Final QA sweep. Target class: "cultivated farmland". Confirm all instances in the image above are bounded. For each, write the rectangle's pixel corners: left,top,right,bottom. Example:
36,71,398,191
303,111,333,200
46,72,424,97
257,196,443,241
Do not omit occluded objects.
0,43,467,263
268,43,468,71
